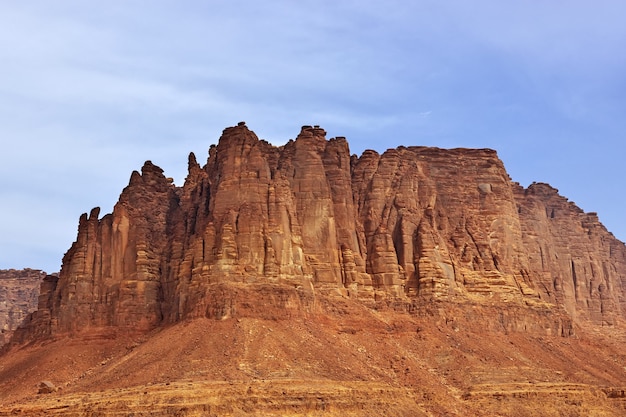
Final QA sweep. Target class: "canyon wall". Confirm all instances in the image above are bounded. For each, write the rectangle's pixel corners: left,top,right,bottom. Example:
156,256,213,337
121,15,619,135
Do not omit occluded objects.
11,123,626,343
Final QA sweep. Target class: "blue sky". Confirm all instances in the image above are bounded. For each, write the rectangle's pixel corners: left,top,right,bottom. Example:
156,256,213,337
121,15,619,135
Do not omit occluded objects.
1,1,625,273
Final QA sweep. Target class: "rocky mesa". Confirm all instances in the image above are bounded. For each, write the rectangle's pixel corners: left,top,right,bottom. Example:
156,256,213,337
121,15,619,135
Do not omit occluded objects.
12,122,626,342
2,123,626,416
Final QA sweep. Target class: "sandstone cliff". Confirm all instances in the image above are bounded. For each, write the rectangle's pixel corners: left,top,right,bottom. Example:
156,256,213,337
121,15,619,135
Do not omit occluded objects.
11,123,626,343
0,269,45,346
514,183,626,325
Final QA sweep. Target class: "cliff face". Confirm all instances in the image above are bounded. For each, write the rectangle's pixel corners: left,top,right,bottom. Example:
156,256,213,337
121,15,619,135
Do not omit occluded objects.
514,183,626,324
12,123,626,342
0,269,45,346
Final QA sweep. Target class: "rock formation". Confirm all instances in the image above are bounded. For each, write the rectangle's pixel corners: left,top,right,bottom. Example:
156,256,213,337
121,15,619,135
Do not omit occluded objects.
10,123,626,344
514,183,626,325
0,269,45,346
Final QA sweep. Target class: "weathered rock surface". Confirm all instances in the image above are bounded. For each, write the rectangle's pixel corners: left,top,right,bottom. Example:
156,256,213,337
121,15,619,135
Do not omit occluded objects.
0,269,45,346
37,380,57,394
514,182,626,325
10,123,626,344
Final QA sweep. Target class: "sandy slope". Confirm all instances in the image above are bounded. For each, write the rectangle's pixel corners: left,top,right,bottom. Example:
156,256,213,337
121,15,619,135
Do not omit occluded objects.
1,289,626,416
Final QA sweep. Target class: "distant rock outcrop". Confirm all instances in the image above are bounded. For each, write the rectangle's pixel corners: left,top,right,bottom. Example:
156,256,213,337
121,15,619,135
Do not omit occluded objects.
0,269,45,346
10,123,626,345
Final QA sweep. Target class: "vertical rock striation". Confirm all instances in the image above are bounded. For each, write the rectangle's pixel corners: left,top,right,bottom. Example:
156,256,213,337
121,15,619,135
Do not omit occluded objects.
514,182,626,325
11,123,626,343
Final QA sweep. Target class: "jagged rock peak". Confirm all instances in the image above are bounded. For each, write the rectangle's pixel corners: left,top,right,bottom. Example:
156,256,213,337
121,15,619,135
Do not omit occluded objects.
299,124,327,137
187,152,200,171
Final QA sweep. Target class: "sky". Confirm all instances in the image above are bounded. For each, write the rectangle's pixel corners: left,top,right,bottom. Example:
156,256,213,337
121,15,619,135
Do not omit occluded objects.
1,1,625,273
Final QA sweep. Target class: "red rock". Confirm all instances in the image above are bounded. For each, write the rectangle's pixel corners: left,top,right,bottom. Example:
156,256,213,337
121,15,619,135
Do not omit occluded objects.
9,123,626,344
37,380,57,394
514,182,626,325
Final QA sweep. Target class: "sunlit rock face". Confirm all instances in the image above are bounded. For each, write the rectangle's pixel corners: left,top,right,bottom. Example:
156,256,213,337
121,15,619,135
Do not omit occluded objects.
514,182,626,325
12,123,626,342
